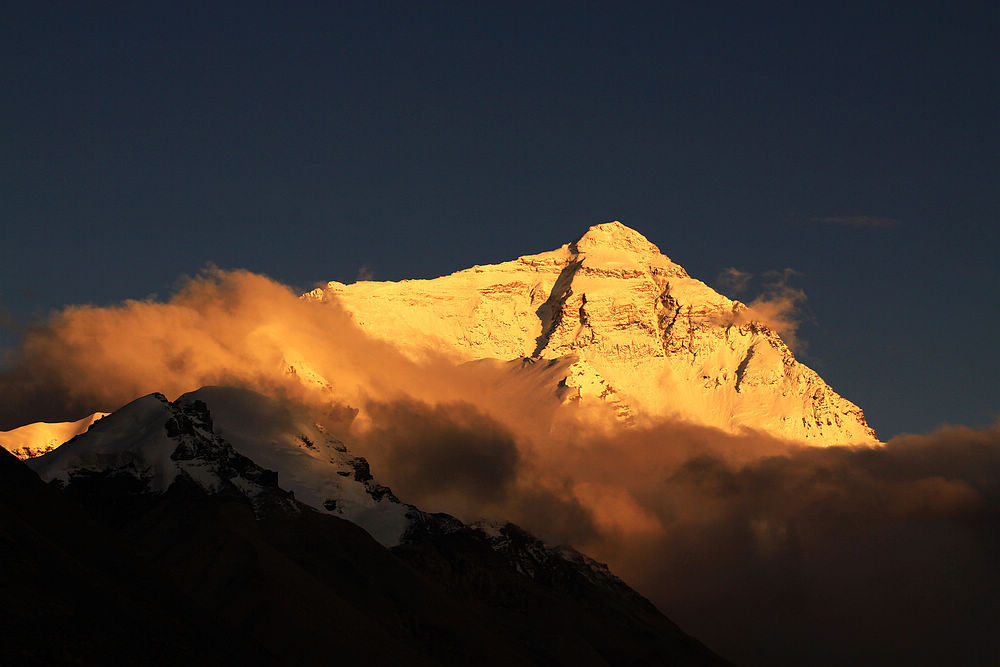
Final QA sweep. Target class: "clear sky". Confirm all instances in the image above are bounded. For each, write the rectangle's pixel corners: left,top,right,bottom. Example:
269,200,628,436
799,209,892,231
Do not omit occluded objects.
2,1,997,438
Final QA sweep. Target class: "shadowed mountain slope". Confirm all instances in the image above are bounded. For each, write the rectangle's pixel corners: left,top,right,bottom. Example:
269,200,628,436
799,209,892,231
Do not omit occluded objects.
8,389,727,666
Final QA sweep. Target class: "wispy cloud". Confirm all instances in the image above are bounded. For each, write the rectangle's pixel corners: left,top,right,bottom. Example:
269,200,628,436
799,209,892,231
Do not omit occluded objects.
715,267,753,295
805,215,900,228
0,303,19,334
721,268,810,353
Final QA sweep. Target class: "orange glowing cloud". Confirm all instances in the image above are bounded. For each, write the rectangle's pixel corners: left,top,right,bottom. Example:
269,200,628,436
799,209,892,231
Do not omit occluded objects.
1,267,997,665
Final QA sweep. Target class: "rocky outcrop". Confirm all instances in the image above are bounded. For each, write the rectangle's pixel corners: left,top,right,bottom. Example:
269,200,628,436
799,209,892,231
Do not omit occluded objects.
305,221,877,445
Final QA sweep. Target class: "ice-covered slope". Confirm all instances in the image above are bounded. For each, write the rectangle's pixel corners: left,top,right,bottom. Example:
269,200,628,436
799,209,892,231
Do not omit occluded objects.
27,388,412,545
0,412,108,460
306,221,876,445
180,386,413,545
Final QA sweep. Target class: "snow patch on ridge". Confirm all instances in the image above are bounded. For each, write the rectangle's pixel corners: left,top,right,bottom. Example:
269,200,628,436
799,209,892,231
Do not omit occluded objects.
1,412,110,460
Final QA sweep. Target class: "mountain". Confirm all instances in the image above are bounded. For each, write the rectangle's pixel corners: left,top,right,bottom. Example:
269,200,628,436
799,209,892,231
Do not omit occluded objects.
305,221,876,445
28,388,412,545
0,441,272,666
0,411,108,460
15,387,727,666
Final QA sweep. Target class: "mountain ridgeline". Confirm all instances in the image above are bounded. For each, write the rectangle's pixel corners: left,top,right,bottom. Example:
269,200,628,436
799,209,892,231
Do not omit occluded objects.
5,387,727,666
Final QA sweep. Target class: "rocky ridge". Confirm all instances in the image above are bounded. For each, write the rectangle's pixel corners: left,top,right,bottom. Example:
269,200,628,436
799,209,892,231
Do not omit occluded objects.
26,388,414,545
23,385,631,594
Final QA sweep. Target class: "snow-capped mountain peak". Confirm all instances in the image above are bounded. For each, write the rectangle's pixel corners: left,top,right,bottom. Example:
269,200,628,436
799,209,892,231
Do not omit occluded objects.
25,388,413,544
27,393,288,504
304,221,877,444
572,220,669,257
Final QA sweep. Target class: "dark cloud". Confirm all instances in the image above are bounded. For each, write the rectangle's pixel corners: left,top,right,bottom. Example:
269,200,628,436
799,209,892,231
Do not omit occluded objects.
358,400,521,511
805,215,900,228
367,407,1000,665
520,422,1000,666
353,397,602,546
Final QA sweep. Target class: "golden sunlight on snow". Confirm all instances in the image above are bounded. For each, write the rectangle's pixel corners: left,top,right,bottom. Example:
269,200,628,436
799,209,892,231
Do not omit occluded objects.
0,412,109,460
305,222,877,445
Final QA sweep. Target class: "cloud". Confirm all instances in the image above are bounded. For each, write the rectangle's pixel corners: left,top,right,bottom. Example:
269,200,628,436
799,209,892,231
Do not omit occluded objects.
338,376,999,664
413,411,998,665
354,392,1000,664
805,215,900,228
356,265,376,281
715,267,753,295
358,400,521,510
0,306,18,334
607,422,1000,665
0,269,481,429
729,269,809,353
1,267,996,664
708,268,811,353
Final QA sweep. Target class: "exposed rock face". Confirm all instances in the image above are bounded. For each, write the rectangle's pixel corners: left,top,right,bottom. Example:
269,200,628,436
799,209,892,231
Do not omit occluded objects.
27,393,294,508
306,221,876,445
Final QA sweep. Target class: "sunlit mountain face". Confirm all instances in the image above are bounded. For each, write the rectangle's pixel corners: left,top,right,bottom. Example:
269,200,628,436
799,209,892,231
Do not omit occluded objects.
303,221,877,444
0,412,108,460
2,223,998,666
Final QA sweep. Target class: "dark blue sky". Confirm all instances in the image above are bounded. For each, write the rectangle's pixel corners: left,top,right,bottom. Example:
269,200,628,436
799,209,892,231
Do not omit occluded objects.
2,1,997,438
